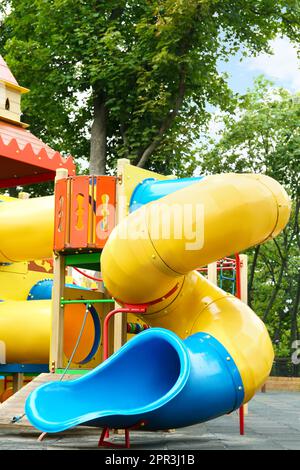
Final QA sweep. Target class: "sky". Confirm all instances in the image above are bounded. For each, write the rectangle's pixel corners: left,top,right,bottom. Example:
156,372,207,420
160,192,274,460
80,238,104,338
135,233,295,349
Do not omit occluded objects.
203,36,300,144
218,36,300,94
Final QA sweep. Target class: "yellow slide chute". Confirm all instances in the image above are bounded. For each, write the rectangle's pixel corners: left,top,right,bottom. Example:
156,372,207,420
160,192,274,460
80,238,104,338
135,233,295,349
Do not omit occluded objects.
0,194,103,366
0,196,54,364
102,174,290,402
0,196,54,263
0,300,50,363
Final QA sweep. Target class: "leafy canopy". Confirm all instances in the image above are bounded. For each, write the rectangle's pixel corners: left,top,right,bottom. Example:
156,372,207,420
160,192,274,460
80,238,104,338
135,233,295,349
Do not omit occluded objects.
1,0,299,175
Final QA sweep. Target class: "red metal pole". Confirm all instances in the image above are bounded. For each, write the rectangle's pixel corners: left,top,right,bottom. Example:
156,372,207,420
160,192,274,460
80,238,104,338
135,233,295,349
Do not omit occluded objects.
103,305,147,361
125,429,130,449
197,266,236,273
99,305,147,448
235,253,241,300
73,266,103,282
239,404,245,435
235,253,245,436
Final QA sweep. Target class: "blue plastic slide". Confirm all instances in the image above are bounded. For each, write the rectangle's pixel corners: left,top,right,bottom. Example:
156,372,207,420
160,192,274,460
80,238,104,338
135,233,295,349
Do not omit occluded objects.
25,328,244,432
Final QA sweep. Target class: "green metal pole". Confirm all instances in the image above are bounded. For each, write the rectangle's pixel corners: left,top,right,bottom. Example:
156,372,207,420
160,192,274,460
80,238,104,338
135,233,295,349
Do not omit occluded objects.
60,298,115,306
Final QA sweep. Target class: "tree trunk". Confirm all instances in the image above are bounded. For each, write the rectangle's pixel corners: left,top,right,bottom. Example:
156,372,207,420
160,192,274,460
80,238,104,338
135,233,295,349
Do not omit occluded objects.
248,245,260,308
8,187,19,198
89,93,107,175
136,66,186,169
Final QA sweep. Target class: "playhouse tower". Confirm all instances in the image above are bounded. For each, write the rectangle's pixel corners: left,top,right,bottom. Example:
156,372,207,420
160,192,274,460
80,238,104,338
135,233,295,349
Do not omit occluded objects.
0,55,75,189
0,55,29,127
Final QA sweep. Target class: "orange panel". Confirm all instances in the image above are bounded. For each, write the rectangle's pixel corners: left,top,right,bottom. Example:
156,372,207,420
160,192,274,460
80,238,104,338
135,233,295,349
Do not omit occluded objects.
94,176,116,248
69,176,89,249
0,387,13,403
28,259,54,274
53,178,68,251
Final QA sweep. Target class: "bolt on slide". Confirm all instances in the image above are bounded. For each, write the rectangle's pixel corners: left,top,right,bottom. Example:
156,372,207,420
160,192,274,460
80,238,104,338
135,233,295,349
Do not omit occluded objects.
25,173,290,432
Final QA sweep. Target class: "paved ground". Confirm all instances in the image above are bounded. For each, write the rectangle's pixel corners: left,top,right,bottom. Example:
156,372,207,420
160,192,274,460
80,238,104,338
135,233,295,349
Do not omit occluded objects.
0,392,299,450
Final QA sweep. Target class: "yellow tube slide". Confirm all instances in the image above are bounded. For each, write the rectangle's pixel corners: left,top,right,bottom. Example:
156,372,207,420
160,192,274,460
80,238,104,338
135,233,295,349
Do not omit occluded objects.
0,300,50,363
102,174,291,403
0,196,54,263
0,299,100,364
0,196,54,364
0,195,92,366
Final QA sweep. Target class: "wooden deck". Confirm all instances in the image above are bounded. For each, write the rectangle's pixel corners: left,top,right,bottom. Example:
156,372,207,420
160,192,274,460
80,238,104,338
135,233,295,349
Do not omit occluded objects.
0,373,81,428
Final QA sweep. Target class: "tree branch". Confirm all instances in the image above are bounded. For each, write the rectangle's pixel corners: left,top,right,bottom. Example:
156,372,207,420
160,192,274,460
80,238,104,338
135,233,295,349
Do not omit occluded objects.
260,252,276,284
248,245,260,308
136,67,186,168
120,123,129,158
263,258,287,322
273,238,285,262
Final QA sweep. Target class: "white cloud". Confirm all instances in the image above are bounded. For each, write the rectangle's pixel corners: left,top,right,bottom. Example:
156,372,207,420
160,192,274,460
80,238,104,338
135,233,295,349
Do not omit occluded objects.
246,37,300,91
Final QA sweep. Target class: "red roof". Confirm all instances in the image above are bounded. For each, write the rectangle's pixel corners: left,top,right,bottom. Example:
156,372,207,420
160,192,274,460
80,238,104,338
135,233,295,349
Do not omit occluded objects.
0,55,20,87
0,121,76,188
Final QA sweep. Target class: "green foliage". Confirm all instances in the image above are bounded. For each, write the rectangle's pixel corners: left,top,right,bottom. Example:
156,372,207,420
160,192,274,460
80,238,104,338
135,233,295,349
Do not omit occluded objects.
1,1,299,177
197,77,300,358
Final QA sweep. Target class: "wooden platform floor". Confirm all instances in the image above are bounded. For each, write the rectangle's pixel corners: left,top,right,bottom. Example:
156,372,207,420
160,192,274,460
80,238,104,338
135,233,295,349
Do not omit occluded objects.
0,373,81,428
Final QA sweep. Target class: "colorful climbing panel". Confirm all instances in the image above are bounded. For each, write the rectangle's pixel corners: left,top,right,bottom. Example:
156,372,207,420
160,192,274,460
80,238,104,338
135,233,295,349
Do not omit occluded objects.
53,176,116,252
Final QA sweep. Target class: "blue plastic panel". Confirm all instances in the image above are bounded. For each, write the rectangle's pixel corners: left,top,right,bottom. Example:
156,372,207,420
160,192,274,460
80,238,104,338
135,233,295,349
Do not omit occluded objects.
25,328,244,433
130,177,203,212
27,279,88,301
0,363,49,374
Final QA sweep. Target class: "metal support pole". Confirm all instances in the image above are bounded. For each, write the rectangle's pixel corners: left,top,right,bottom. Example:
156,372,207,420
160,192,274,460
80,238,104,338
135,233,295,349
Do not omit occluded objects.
50,168,69,371
235,253,245,435
103,305,147,361
12,373,24,393
239,405,245,436
97,304,147,449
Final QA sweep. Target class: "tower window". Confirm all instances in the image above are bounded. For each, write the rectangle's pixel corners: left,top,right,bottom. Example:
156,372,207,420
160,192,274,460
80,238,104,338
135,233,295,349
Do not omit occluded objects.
5,98,10,111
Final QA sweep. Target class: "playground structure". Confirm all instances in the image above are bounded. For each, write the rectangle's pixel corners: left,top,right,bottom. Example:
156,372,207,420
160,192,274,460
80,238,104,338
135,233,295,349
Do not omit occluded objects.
0,55,110,397
0,55,292,447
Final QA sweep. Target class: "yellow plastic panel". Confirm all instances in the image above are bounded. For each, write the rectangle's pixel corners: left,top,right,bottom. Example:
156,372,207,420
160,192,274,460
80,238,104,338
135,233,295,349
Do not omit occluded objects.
0,263,53,301
0,196,54,263
0,300,50,363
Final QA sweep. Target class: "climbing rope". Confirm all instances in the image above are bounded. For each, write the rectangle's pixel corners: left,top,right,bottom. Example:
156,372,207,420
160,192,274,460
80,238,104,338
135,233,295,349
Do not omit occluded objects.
60,303,90,381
